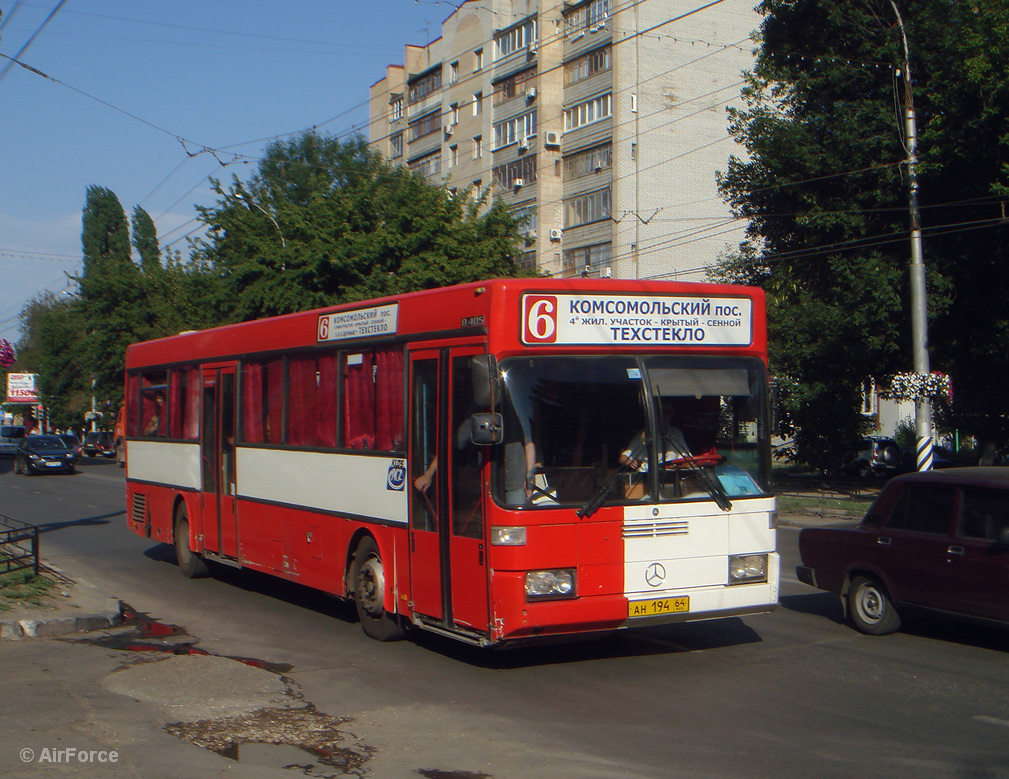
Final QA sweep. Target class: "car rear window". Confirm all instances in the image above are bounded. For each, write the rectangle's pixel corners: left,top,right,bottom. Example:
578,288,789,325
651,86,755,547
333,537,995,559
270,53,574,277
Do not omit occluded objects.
884,485,955,535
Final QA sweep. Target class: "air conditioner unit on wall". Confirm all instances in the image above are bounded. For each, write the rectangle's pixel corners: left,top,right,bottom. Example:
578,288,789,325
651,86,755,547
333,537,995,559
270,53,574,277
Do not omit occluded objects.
544,131,561,149
526,87,537,101
444,123,455,135
518,137,530,150
549,228,563,242
513,178,525,188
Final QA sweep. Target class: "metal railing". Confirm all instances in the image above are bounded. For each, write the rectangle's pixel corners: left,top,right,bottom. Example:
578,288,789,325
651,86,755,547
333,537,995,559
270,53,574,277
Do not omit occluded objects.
0,514,39,577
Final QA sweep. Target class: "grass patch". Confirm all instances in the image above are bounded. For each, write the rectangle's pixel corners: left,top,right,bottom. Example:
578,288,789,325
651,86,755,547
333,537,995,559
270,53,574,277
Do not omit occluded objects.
776,494,867,519
0,569,57,612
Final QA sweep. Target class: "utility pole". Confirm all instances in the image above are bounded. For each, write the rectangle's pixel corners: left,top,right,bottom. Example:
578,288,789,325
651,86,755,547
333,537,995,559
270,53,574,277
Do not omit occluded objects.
891,1,933,471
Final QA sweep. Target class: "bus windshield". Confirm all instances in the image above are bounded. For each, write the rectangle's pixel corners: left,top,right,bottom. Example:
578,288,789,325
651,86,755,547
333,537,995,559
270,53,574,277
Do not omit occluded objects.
495,355,770,510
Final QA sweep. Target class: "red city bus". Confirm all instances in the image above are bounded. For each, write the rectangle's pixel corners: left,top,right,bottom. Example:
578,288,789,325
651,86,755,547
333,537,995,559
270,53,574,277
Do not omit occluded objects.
124,278,778,646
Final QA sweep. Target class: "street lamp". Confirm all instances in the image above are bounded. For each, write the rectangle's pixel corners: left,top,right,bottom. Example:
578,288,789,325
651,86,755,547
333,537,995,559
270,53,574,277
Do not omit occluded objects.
891,1,933,471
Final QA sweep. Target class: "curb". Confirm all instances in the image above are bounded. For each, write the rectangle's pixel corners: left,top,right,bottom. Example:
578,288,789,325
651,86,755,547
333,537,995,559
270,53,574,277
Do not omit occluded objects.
1,599,122,640
1,563,123,641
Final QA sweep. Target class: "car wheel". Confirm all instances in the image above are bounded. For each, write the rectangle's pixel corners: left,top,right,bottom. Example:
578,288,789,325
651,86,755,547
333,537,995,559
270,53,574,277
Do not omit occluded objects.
351,537,406,641
848,575,901,635
174,505,210,579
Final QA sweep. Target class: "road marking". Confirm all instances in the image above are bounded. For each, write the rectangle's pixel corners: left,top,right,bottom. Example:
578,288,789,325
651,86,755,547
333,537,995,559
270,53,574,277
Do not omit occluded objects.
974,715,1009,728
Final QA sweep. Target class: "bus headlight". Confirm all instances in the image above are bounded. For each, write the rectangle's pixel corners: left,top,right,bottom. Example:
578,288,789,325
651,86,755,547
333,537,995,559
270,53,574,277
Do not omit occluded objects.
525,569,576,600
491,526,527,546
728,554,768,584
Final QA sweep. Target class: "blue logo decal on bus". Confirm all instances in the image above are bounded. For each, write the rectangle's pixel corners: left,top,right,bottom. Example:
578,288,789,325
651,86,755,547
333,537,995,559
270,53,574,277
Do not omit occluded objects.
387,460,406,491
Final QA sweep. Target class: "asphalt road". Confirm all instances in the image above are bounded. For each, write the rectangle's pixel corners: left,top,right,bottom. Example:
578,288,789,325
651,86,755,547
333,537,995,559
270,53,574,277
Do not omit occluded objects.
3,456,1009,778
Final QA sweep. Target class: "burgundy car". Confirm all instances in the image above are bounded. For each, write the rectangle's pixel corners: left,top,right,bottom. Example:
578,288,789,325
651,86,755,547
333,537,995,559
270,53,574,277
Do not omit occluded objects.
797,467,1009,635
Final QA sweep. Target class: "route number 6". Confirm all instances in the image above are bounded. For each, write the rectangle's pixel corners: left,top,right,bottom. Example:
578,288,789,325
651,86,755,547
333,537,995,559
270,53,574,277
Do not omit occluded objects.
523,295,558,343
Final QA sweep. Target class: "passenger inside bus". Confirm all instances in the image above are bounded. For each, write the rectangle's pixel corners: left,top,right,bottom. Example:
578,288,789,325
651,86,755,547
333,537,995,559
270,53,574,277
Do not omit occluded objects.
143,392,165,437
618,397,690,471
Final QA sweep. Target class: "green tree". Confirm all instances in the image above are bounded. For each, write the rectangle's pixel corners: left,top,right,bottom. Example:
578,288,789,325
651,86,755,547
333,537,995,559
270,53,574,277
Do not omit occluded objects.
716,0,1009,468
78,185,144,403
132,205,160,274
13,292,89,431
194,132,529,322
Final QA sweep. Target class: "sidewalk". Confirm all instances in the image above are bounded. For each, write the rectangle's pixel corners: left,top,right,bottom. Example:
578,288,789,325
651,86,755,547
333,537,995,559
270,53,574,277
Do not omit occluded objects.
0,568,386,778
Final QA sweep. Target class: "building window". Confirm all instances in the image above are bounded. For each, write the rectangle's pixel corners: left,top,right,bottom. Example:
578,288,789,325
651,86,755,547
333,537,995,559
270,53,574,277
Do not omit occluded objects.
449,144,459,168
563,242,611,276
473,135,483,160
450,103,460,126
408,69,442,104
390,132,403,159
495,19,537,60
474,48,484,71
473,91,483,116
565,187,611,227
565,46,611,85
493,155,537,189
563,93,611,131
494,67,537,104
493,110,537,149
410,151,442,178
473,179,483,199
513,204,538,238
565,0,609,34
390,96,404,122
449,61,459,84
563,143,612,178
408,111,441,142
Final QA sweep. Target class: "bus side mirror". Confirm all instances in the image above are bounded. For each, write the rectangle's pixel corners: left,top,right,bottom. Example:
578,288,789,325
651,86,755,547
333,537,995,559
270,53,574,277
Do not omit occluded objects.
470,413,503,445
471,355,500,408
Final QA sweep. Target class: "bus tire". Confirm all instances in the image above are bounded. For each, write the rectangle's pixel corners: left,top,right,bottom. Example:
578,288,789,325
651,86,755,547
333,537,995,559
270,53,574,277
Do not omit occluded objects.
848,575,901,635
351,537,405,641
174,505,210,579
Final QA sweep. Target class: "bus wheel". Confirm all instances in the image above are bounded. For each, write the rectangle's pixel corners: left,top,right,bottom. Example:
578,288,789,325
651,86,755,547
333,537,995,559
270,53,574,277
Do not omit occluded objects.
174,505,209,579
351,537,405,641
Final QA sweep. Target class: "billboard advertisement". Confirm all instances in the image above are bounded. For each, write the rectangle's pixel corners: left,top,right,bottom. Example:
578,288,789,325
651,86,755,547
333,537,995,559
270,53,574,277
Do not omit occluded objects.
6,373,39,404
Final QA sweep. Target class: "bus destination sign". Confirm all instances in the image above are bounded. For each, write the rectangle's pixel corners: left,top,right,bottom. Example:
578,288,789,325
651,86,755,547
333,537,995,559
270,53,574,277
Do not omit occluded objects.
521,293,753,347
317,304,399,343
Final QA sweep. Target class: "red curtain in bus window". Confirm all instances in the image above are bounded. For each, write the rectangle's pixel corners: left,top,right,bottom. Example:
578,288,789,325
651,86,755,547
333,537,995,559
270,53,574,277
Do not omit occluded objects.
184,368,200,440
375,346,404,451
169,370,184,439
344,353,375,450
266,360,283,443
242,363,265,443
288,356,318,447
126,374,140,437
317,354,338,448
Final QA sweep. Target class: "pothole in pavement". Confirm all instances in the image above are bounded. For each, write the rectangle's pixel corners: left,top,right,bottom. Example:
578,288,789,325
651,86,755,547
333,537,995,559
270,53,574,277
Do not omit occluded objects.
68,606,372,776
166,704,372,777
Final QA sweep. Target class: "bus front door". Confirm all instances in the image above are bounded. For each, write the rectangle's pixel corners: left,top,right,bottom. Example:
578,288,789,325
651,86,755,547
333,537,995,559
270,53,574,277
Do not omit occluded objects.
409,347,490,636
199,366,238,560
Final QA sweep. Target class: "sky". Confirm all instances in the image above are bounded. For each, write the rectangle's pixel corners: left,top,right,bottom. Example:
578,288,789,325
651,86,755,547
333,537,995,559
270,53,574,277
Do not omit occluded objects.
0,0,454,347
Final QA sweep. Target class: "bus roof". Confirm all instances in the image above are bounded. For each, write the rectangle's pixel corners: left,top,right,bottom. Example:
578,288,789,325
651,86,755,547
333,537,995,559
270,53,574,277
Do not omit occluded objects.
125,277,766,369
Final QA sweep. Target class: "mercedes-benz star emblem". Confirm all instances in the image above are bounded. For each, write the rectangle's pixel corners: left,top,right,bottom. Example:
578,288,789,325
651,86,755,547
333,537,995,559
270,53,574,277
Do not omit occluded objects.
645,562,666,588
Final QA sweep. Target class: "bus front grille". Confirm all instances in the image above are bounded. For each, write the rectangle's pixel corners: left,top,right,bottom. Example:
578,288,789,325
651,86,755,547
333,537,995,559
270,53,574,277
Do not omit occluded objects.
623,519,689,538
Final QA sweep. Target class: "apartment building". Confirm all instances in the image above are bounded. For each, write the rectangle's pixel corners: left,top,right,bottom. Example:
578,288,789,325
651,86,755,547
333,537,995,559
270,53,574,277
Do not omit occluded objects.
368,0,757,279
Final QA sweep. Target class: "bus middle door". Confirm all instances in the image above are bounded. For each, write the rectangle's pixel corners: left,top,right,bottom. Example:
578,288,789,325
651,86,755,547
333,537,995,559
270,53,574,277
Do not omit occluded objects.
200,365,238,560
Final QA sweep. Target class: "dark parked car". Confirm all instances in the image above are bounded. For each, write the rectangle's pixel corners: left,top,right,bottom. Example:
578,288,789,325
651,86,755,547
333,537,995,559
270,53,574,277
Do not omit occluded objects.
56,433,83,463
82,430,115,458
14,435,77,475
797,467,1009,635
843,436,902,478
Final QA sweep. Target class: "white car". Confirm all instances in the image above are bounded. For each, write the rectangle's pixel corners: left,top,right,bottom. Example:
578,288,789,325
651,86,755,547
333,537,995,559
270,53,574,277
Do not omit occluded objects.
0,424,26,457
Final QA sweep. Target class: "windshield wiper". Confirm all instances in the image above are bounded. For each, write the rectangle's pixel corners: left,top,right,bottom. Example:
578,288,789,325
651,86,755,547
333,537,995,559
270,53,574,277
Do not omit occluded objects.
577,438,648,518
662,439,732,512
